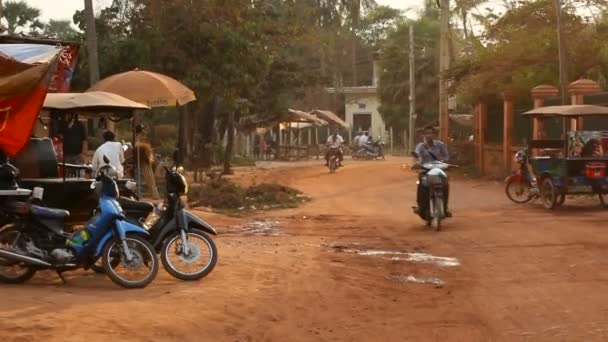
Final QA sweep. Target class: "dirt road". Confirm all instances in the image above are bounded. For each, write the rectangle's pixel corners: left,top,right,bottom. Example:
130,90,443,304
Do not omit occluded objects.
2,158,608,342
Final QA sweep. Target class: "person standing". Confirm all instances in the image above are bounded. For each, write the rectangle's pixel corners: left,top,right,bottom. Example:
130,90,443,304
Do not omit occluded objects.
61,113,87,165
92,130,125,178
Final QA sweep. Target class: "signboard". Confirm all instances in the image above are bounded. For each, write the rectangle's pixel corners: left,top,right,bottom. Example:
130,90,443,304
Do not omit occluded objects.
48,44,79,93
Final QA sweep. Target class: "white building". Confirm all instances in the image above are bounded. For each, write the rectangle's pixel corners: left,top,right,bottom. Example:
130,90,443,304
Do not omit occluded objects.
326,61,388,140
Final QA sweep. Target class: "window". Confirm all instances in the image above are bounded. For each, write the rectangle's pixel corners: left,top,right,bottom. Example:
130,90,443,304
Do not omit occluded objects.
358,103,366,109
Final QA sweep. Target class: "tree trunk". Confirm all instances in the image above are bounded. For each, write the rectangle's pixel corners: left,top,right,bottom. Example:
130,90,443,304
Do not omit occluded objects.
223,110,235,175
84,0,100,85
351,0,360,87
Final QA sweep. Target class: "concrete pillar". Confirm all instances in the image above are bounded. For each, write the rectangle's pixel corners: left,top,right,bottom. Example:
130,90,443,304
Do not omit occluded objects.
531,85,559,141
568,79,601,130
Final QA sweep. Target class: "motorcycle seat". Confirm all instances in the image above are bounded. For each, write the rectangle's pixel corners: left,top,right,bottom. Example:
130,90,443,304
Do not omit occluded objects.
30,205,70,219
118,197,155,212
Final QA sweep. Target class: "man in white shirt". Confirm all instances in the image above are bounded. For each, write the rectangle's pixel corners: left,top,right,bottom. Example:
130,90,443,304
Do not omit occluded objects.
353,132,361,149
359,131,369,146
92,130,125,178
325,129,344,166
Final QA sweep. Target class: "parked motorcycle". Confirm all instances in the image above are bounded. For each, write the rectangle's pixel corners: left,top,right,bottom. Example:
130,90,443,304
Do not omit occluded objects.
410,152,456,231
0,160,159,288
504,148,540,203
92,152,218,281
353,138,385,160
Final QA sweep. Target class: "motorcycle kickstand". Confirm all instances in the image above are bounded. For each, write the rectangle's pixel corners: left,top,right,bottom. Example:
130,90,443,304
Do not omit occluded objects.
56,271,67,285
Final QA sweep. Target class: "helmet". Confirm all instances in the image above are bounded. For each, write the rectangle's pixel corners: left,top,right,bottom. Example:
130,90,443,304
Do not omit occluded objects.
514,150,527,163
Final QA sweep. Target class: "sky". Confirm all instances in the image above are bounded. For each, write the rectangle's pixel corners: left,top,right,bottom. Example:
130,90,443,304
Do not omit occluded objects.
27,0,415,22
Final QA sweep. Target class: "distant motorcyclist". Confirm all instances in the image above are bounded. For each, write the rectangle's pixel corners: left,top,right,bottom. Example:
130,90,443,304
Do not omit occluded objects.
412,125,451,218
325,129,344,167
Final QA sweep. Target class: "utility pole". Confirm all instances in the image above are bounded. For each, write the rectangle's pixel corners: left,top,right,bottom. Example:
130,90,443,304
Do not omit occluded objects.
554,0,569,104
84,0,100,85
438,0,450,142
408,25,416,153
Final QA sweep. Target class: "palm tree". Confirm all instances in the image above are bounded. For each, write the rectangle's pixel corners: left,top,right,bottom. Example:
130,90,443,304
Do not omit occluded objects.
2,0,43,35
84,0,100,85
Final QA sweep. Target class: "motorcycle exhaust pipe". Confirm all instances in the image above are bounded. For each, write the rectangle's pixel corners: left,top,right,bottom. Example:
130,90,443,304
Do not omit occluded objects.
0,249,51,267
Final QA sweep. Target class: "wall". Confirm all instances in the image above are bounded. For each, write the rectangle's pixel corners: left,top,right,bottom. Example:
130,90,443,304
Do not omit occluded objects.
344,93,387,139
482,144,522,177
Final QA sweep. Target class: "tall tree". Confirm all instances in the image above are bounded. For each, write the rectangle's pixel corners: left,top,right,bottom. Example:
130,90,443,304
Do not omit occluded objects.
43,19,79,40
2,0,43,35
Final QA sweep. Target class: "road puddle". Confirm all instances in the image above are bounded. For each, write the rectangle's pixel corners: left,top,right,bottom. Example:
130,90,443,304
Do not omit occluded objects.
334,247,460,267
240,220,281,236
387,274,445,287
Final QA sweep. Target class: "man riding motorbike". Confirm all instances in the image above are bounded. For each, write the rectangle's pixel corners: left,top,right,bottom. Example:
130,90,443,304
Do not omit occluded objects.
412,125,452,219
325,129,344,167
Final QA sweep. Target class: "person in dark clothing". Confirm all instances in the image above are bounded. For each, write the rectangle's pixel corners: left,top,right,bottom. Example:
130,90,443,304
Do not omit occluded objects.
60,113,87,164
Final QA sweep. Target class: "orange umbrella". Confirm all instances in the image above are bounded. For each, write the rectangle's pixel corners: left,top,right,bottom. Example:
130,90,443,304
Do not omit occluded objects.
87,69,196,107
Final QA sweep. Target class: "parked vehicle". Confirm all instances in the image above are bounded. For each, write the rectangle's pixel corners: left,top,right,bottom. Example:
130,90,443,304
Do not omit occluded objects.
0,161,159,288
504,147,540,203
92,153,218,281
353,138,385,160
521,105,608,209
411,152,456,231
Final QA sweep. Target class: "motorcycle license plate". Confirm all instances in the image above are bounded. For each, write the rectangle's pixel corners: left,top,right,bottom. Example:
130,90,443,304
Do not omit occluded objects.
32,187,44,200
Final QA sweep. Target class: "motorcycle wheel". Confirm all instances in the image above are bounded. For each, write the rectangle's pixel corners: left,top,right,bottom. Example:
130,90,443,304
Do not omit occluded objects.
91,251,121,274
431,197,444,231
329,158,336,173
505,178,533,204
102,234,159,289
161,228,218,281
0,226,37,284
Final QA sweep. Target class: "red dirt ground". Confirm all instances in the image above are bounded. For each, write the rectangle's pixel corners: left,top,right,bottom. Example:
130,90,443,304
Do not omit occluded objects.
1,157,608,341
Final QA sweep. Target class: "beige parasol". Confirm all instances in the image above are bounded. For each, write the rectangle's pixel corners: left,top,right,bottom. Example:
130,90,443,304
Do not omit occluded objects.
87,69,196,107
43,91,150,112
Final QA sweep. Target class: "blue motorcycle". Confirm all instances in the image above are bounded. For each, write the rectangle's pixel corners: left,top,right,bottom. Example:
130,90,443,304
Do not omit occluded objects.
0,161,159,289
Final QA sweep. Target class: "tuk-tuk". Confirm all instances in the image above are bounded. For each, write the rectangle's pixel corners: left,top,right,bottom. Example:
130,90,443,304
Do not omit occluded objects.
522,105,608,209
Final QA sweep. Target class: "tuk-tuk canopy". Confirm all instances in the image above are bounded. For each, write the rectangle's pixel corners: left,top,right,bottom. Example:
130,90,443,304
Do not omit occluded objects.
43,91,150,113
523,105,608,117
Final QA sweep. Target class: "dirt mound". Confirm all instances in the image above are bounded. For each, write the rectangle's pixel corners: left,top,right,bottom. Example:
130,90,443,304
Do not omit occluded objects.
188,179,309,212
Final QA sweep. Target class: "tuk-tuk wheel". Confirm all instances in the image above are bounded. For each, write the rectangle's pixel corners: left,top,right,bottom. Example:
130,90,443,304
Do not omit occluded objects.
599,192,608,209
556,194,566,206
541,177,557,210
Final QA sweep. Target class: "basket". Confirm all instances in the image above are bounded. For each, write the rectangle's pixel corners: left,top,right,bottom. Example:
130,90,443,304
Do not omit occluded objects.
585,162,606,179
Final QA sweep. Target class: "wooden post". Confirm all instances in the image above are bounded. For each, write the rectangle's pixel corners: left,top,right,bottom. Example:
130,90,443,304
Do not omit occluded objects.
390,127,393,155
503,92,514,174
475,101,487,174
403,129,407,155
308,128,312,146
245,134,250,158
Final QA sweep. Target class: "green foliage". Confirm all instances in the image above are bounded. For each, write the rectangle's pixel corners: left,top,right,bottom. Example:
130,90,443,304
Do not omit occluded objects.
447,0,608,103
377,1,440,133
1,0,43,35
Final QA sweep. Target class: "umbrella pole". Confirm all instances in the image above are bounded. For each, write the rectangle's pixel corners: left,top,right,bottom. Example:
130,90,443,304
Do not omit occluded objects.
135,111,142,197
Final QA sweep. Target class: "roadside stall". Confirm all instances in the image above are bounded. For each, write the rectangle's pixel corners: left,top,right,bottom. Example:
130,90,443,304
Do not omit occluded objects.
277,109,327,160
13,91,150,224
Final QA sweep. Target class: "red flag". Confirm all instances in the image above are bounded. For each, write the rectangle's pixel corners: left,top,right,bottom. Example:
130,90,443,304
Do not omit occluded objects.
0,58,56,156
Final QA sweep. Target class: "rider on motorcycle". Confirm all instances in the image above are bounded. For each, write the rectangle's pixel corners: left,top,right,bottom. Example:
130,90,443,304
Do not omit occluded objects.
325,129,344,166
412,125,452,219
